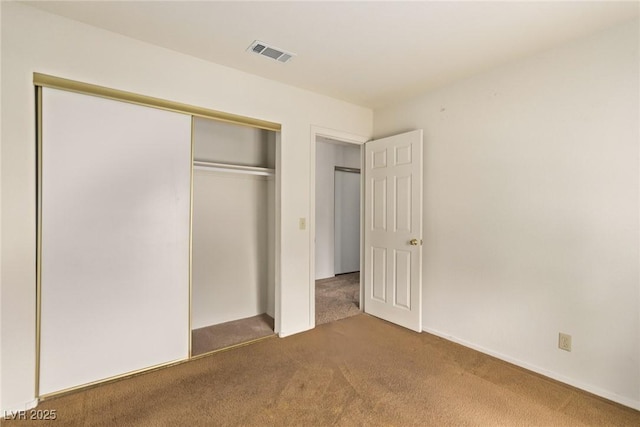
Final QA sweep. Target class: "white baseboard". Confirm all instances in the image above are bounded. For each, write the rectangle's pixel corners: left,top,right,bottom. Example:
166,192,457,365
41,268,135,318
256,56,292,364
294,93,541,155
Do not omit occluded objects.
2,398,39,420
423,326,640,411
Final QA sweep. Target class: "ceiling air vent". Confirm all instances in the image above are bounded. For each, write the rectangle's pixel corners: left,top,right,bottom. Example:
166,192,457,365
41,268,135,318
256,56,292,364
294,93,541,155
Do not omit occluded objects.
247,40,295,63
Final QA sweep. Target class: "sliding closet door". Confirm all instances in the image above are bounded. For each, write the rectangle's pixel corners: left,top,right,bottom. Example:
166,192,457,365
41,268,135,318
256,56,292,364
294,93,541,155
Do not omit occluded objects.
334,169,360,274
40,88,191,395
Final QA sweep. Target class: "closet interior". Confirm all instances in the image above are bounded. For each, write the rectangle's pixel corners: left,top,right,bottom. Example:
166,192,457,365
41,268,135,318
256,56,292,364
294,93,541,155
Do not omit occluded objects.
191,117,277,356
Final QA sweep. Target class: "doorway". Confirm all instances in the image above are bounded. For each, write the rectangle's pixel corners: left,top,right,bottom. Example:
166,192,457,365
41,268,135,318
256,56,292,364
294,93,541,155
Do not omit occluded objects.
314,136,363,325
310,128,424,333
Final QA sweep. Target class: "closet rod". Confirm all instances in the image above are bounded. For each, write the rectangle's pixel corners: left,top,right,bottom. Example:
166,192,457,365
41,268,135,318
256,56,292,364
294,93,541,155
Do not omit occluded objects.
193,160,275,177
335,166,360,174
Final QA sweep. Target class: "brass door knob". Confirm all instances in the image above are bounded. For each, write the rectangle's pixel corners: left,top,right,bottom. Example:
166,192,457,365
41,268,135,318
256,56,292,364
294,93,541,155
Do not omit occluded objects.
409,238,420,246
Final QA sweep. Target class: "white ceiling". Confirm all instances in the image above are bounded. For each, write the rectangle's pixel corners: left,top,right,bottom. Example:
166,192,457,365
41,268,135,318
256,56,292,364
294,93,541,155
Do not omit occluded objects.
24,1,639,109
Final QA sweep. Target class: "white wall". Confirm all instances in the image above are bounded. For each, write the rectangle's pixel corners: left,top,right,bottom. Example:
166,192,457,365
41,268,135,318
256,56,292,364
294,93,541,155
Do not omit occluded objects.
375,20,640,409
0,2,372,412
193,118,274,168
192,171,270,328
315,141,361,279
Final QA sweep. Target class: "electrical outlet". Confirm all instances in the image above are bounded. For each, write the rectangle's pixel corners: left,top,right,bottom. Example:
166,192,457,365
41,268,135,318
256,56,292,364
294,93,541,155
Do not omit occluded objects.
299,217,306,230
558,333,572,352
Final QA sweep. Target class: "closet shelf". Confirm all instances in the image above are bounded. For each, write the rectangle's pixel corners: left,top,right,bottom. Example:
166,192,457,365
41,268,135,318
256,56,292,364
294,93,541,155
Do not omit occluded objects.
193,160,275,176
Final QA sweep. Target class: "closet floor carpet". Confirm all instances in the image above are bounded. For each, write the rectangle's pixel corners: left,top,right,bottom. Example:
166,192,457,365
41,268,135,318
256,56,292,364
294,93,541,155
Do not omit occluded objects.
191,313,274,356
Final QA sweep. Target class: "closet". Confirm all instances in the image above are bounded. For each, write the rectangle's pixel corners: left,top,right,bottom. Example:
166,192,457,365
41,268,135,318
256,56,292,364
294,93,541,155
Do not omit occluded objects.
36,74,279,397
190,117,276,355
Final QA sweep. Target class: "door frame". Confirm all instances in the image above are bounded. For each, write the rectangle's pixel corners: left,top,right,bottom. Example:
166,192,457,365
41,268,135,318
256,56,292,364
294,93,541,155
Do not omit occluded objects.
309,126,369,328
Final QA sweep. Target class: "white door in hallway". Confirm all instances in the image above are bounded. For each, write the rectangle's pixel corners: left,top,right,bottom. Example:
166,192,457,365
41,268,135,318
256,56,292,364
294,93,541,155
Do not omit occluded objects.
334,168,361,275
364,130,423,332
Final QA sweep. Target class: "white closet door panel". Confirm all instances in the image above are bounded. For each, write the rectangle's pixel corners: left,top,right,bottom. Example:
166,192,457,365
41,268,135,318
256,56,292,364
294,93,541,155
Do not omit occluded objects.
334,170,361,274
40,88,191,395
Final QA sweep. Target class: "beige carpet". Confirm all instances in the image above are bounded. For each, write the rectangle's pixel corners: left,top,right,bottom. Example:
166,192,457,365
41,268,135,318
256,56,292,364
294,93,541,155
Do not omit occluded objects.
316,272,361,325
191,313,275,356
5,314,639,426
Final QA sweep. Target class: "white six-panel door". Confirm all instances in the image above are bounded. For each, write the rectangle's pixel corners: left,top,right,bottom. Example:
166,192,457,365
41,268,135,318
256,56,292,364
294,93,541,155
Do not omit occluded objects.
364,130,423,332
